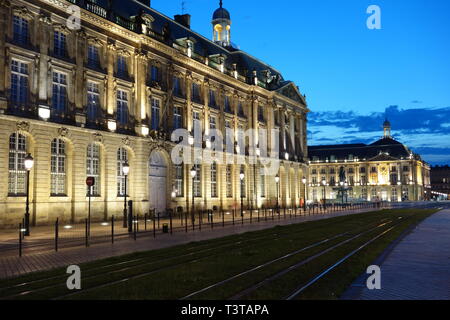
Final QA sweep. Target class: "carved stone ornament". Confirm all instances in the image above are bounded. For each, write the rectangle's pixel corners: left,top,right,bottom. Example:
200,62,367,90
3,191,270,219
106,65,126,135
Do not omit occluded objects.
122,136,131,146
93,133,103,143
16,121,30,132
58,127,69,137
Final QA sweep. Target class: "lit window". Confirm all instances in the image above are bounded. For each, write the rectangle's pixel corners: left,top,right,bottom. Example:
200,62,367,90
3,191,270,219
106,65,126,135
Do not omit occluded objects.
226,165,232,198
211,162,218,198
8,133,27,195
174,164,184,197
117,148,128,196
193,164,201,197
86,143,100,196
51,139,66,196
117,90,129,125
11,60,29,106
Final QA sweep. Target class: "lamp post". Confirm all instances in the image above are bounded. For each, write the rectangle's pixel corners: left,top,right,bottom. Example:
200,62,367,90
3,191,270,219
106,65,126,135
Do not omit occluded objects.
240,170,245,218
24,154,34,237
302,176,307,211
340,181,344,204
122,161,130,228
275,174,280,214
322,178,327,206
190,166,197,230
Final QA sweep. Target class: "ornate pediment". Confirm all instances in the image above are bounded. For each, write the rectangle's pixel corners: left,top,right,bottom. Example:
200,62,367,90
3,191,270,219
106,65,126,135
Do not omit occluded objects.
368,153,398,162
276,82,306,105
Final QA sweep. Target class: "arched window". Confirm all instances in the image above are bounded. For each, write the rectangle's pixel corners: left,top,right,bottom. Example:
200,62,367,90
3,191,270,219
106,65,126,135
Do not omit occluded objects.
86,143,100,196
51,139,66,196
117,148,128,196
8,133,27,195
211,162,218,198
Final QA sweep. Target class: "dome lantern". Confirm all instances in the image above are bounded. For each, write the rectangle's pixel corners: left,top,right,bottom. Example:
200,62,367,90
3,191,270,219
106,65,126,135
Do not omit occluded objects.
212,0,231,47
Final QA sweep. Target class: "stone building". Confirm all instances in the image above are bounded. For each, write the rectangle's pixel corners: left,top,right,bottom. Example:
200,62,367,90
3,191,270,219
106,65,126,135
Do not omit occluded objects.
430,165,450,200
307,120,431,203
0,0,309,227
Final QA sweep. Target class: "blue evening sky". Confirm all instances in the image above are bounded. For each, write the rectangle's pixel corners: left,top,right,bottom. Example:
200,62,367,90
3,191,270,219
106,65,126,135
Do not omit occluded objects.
151,0,450,164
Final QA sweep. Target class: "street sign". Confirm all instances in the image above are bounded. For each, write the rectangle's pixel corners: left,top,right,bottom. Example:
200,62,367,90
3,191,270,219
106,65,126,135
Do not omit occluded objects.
86,177,95,187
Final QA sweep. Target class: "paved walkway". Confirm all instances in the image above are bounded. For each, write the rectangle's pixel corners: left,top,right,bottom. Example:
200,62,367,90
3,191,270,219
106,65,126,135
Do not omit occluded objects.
342,208,450,300
0,207,377,280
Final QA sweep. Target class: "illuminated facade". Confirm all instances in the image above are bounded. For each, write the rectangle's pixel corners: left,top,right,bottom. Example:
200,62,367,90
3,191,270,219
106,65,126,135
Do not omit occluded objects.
0,0,309,227
307,120,431,202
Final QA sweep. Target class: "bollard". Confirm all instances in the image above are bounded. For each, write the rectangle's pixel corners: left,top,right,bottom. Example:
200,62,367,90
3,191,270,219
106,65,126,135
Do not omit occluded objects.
111,215,115,244
170,211,173,235
199,210,202,231
128,200,133,233
257,209,260,222
153,216,156,238
232,209,235,225
211,211,214,230
157,212,160,229
133,215,137,241
19,223,22,257
250,208,252,224
185,210,188,233
55,218,59,252
144,213,147,231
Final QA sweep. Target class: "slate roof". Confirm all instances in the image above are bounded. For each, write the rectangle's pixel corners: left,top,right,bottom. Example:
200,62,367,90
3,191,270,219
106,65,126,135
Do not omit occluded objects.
85,0,295,93
308,137,421,162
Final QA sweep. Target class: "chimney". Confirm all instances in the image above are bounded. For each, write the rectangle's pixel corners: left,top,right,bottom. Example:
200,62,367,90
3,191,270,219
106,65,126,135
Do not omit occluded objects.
174,14,191,28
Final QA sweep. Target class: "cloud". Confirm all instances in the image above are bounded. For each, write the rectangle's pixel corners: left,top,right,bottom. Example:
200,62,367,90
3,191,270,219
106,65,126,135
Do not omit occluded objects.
308,106,450,165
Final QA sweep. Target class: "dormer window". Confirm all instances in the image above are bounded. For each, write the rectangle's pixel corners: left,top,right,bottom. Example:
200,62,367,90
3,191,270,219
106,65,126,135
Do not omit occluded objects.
13,15,29,46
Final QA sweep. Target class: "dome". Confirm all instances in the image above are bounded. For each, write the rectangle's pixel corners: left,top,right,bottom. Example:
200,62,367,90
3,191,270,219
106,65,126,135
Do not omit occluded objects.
383,119,391,127
213,1,230,21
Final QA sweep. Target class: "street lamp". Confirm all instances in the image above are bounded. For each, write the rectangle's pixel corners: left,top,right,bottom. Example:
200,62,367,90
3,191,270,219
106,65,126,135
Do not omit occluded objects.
322,178,327,206
275,174,280,214
240,170,245,217
190,166,197,230
122,161,130,228
302,176,307,210
24,154,34,236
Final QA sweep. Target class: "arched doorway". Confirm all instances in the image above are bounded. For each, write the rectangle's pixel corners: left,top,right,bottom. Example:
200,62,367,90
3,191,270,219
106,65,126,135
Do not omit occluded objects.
149,150,167,214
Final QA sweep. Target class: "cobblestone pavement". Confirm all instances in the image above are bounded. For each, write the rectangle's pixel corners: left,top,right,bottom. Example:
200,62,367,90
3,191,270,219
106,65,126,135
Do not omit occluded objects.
0,207,377,279
342,207,450,300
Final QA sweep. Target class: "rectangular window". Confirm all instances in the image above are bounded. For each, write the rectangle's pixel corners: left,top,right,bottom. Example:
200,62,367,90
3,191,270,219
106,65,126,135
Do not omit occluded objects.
117,90,129,125
11,60,28,105
258,106,265,122
13,15,29,45
209,116,217,130
87,81,100,122
226,165,232,198
52,72,67,114
238,102,244,117
391,188,397,201
51,139,66,196
224,95,231,112
173,77,182,97
173,106,183,130
150,65,159,82
86,144,100,196
117,148,128,196
174,164,184,197
54,31,67,57
87,45,100,68
8,133,26,195
211,163,218,198
209,89,216,107
193,164,201,197
191,83,201,103
192,110,201,131
151,98,160,130
117,55,128,78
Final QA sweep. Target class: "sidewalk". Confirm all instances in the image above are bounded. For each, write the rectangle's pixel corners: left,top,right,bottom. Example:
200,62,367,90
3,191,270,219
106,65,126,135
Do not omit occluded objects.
0,207,376,280
341,208,450,300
